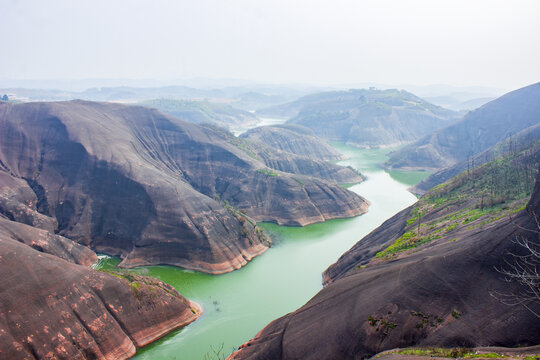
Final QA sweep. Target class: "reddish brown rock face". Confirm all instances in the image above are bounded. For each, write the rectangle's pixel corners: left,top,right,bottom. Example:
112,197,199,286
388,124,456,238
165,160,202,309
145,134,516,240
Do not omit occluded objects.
0,100,367,273
0,217,97,266
228,172,540,360
0,237,201,360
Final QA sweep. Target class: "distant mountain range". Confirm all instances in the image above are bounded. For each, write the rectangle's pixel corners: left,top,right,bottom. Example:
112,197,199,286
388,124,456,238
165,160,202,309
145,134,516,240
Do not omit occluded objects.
0,83,314,110
257,88,461,148
386,82,540,171
139,98,260,130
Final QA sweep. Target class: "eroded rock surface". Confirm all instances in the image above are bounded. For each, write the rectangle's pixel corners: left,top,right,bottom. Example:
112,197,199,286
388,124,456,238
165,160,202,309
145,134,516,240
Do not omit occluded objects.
0,237,201,360
239,125,363,184
240,125,344,161
0,100,367,272
228,159,540,360
0,217,97,266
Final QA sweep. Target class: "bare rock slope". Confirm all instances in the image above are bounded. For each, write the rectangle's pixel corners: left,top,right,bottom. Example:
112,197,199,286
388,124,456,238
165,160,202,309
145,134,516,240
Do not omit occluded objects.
240,124,345,161
0,100,368,273
229,149,540,360
0,233,201,360
386,82,540,171
237,125,363,184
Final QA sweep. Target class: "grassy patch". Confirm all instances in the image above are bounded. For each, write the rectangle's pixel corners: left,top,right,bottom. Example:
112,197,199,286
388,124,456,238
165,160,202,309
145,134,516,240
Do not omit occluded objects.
390,347,507,358
375,232,441,258
376,146,538,263
257,168,279,177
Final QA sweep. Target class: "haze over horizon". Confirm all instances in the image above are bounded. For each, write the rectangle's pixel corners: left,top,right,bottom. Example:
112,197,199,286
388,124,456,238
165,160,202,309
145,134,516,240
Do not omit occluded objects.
1,0,539,91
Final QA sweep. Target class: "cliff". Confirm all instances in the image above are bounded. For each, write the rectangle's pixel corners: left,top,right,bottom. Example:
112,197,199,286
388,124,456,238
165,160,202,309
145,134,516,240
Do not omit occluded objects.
234,125,363,184
0,235,201,360
240,124,344,161
386,82,540,171
228,144,540,359
0,100,368,273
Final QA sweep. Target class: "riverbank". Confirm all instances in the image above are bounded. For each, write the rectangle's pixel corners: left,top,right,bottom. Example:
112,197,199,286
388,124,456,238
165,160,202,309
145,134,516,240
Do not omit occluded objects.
95,143,428,359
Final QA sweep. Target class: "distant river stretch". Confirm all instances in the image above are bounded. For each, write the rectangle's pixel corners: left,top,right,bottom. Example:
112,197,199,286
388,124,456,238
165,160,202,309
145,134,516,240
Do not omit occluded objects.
97,135,429,360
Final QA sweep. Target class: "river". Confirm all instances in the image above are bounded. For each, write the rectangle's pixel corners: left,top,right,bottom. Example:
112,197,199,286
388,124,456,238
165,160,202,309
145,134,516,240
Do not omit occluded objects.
231,117,288,136
96,142,430,360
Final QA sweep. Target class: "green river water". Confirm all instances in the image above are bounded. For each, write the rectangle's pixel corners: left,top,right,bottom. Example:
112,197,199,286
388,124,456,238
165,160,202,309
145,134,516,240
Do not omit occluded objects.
95,142,430,360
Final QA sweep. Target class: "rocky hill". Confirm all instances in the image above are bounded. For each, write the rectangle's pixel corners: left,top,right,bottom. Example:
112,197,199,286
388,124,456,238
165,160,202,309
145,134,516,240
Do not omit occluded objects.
0,227,201,360
386,82,540,171
200,123,363,190
240,124,344,161
140,98,260,130
257,88,459,148
0,100,368,273
411,123,540,195
238,124,363,184
228,144,540,359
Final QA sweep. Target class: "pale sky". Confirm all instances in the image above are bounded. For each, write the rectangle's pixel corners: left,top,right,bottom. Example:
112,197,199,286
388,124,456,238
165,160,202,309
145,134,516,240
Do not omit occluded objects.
1,0,539,89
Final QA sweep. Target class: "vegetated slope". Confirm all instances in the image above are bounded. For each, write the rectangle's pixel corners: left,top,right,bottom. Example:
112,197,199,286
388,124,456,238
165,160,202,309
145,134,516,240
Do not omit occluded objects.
240,124,344,161
139,98,260,130
0,101,368,273
228,146,540,360
257,88,459,148
325,143,540,283
373,345,540,359
411,123,540,195
386,82,540,171
0,233,201,360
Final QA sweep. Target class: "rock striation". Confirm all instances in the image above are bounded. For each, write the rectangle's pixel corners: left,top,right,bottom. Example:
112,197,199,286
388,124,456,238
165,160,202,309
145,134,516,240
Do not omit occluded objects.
0,100,368,273
235,125,363,184
228,153,540,360
0,217,97,266
0,235,201,360
240,124,344,161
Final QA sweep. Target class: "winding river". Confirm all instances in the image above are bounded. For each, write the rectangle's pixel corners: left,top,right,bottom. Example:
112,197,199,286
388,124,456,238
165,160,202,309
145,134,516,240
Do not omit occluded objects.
96,142,430,360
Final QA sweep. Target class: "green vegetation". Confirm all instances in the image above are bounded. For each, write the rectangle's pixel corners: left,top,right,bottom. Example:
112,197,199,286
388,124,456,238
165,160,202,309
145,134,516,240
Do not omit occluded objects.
230,137,261,160
98,267,180,299
375,144,539,260
410,311,443,329
451,309,461,319
292,177,305,187
375,231,441,259
257,168,278,176
387,347,507,358
367,315,397,337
